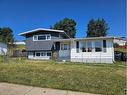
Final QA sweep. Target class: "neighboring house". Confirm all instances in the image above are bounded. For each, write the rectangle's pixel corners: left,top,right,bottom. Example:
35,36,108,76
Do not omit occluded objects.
19,28,116,63
13,41,26,45
0,42,7,55
13,41,26,57
113,38,126,46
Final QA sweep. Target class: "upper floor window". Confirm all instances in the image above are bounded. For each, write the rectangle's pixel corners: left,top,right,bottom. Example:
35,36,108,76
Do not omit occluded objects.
33,34,51,41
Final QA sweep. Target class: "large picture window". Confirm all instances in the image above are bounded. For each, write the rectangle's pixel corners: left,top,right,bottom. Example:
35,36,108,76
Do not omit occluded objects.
38,35,46,40
33,34,51,41
95,41,102,52
87,42,92,52
80,42,87,52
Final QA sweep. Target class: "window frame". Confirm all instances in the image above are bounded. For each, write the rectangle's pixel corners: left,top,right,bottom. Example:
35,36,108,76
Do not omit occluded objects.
94,40,102,52
35,51,52,57
87,41,92,52
33,34,51,41
80,41,87,52
60,43,69,50
103,40,107,52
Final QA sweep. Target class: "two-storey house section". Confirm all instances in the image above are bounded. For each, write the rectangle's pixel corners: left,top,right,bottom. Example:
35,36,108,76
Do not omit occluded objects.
19,28,70,60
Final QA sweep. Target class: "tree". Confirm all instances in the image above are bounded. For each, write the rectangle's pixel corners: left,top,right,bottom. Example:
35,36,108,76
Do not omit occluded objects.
0,27,14,44
0,27,14,56
86,18,109,37
86,19,96,37
113,43,119,48
51,18,77,38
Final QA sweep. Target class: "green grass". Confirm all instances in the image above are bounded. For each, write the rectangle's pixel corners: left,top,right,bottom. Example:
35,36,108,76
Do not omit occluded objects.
0,58,126,95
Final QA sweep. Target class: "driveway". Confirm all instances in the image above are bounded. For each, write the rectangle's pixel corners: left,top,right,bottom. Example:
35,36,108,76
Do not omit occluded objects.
0,82,100,95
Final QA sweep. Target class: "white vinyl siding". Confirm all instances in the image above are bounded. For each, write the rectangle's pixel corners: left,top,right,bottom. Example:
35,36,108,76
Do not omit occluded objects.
71,39,114,63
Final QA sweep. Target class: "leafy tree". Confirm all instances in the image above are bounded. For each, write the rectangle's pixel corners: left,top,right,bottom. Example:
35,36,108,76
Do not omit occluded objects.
0,27,14,56
86,19,96,37
51,18,77,38
0,27,14,44
125,41,127,46
86,18,109,37
113,43,119,48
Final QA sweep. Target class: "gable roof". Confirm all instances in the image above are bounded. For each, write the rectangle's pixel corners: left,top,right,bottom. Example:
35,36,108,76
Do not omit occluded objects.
19,28,65,36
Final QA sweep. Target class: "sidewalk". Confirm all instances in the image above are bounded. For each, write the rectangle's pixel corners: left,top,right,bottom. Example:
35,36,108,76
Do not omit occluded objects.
0,82,100,95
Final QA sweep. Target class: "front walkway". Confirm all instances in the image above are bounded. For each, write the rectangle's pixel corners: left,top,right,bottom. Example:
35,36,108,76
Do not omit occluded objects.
0,82,100,95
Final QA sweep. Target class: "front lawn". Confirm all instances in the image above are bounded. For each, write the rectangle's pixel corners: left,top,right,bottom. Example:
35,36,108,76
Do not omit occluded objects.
0,58,126,95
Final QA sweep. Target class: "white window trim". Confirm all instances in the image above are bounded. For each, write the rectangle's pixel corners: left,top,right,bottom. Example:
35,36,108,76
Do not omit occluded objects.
33,34,51,41
79,40,105,53
35,51,52,57
94,40,103,52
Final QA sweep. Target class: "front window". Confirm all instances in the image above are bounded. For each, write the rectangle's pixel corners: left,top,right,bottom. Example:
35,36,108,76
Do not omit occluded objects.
95,41,102,52
41,52,46,56
36,52,41,56
103,40,107,52
87,42,92,52
35,51,51,57
38,35,46,40
80,42,87,52
33,34,51,41
33,35,38,40
47,52,51,56
47,35,51,40
61,43,69,50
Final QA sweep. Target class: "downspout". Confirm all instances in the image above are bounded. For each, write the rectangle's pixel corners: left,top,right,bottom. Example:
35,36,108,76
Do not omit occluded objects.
112,37,115,63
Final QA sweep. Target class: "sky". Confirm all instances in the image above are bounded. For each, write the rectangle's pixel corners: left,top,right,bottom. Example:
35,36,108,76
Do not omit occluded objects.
0,0,126,41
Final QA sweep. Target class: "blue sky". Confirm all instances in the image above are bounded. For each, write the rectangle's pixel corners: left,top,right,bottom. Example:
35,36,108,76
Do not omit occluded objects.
0,0,126,40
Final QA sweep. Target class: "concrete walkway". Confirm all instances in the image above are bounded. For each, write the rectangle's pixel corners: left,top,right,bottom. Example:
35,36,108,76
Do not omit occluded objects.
0,83,100,95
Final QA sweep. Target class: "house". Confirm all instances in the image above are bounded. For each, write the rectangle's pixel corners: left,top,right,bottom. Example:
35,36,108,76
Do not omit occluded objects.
19,28,116,63
0,42,7,55
13,41,26,57
113,37,126,46
13,41,25,45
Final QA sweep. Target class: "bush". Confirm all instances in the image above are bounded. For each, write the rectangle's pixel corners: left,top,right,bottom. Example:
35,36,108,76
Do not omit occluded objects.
113,43,119,48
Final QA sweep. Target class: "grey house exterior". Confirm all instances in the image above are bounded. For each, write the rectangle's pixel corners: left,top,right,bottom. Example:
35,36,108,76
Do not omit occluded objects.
19,28,117,63
19,28,70,60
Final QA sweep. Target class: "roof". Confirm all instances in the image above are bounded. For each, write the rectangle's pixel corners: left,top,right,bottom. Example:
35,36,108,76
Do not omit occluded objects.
73,36,116,41
52,37,116,42
19,28,65,36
